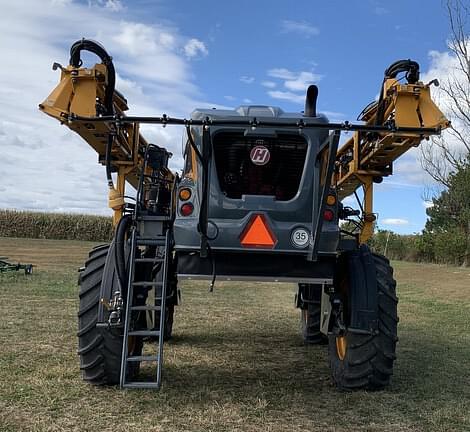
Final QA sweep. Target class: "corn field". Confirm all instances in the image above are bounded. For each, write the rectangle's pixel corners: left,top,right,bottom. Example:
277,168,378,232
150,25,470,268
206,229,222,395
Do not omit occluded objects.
0,210,113,242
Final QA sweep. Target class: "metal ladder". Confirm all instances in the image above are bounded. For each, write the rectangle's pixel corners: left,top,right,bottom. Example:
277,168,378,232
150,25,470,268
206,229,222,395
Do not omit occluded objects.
119,221,172,389
119,143,176,389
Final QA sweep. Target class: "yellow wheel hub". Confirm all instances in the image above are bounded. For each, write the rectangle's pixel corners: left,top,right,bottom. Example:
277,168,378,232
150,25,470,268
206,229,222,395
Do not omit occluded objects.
302,309,308,325
336,336,347,360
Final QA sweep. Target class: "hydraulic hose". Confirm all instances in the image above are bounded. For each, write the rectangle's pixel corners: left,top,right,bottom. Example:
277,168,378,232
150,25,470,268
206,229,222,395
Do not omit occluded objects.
375,59,420,126
69,39,116,115
384,59,420,83
69,39,117,189
114,214,132,291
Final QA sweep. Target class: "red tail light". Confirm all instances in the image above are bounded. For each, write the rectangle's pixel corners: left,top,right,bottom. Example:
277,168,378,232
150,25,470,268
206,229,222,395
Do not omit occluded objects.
180,203,194,216
323,209,334,221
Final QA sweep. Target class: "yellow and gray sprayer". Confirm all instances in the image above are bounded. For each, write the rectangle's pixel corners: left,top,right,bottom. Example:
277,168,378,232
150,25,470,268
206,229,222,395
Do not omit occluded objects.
40,39,449,390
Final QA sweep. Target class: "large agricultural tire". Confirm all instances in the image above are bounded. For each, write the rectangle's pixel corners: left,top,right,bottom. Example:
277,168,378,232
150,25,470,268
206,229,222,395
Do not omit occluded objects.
300,284,328,345
77,244,142,385
161,304,174,341
328,250,398,391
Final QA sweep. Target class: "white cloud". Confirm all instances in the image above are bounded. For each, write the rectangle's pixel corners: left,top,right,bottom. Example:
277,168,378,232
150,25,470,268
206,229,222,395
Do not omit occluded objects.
284,71,322,91
86,0,124,11
267,90,305,104
280,20,319,38
104,0,124,11
183,38,208,58
268,68,322,90
382,218,410,226
243,98,252,104
224,95,236,101
240,76,255,84
266,68,322,104
261,81,276,88
268,68,297,80
0,0,217,214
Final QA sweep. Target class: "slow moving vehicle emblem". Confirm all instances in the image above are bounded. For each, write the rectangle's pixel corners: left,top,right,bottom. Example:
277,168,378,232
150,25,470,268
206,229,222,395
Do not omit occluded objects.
250,145,270,166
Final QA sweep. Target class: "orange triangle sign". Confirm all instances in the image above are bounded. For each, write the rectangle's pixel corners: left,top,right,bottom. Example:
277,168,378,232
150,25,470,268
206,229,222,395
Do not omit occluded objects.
240,214,276,248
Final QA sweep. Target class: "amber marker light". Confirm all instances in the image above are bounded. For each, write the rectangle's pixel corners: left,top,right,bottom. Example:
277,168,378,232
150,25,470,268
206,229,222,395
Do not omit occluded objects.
179,188,192,201
326,194,336,206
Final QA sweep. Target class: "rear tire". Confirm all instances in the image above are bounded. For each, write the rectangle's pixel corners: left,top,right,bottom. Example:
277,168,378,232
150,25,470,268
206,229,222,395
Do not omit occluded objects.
299,284,328,345
77,244,141,385
328,251,398,391
163,304,174,341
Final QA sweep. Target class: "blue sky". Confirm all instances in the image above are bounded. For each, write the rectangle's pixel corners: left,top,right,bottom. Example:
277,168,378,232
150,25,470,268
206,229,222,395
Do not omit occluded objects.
0,0,456,233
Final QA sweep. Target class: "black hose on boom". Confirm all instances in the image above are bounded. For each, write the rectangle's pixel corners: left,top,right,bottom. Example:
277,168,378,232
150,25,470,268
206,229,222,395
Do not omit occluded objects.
114,214,132,292
375,59,420,126
69,39,116,115
69,39,117,189
384,59,420,83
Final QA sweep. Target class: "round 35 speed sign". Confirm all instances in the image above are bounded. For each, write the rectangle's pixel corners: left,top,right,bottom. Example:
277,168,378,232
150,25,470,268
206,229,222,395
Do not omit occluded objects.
291,227,310,248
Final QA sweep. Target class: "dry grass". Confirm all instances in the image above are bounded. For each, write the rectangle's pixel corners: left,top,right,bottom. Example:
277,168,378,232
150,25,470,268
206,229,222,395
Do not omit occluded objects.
0,237,469,432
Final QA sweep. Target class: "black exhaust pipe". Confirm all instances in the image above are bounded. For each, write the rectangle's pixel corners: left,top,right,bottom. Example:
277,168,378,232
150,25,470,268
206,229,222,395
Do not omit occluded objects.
304,85,318,117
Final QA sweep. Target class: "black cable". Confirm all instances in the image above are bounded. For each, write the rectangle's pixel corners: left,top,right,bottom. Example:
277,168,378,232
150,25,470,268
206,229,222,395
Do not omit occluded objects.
105,134,114,189
354,190,364,214
185,125,204,163
207,243,216,292
188,125,217,289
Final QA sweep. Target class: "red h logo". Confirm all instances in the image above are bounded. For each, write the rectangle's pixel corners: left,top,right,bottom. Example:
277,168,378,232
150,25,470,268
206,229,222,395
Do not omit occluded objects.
250,146,270,166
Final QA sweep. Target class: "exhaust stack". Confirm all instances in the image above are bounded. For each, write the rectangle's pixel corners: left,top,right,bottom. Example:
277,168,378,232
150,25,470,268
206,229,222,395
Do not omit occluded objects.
304,85,318,117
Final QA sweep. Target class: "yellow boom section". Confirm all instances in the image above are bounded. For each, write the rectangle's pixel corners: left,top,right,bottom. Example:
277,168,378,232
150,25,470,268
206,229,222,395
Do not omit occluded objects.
334,78,449,242
39,63,159,224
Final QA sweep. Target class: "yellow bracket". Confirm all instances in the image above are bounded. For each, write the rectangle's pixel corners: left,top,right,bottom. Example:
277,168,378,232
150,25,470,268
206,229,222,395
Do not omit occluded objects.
109,165,135,226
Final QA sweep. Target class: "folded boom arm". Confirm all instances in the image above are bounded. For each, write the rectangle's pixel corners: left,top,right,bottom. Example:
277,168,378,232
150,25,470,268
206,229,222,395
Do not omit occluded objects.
39,41,449,241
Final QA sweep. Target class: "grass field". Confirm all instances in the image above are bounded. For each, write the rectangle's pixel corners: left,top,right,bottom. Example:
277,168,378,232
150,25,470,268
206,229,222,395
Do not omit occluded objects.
0,237,469,432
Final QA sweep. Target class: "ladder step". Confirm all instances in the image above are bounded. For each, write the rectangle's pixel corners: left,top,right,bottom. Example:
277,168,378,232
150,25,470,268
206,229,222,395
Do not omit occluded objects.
128,330,160,337
123,382,161,389
137,215,171,222
131,305,162,311
132,281,163,287
136,239,166,246
127,355,159,362
135,258,165,263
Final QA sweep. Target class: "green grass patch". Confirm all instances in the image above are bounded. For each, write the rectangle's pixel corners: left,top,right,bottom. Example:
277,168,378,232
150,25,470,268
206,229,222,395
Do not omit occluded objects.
0,239,469,431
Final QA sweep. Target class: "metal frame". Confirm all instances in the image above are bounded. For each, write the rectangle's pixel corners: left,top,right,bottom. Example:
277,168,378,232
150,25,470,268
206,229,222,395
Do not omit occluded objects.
69,113,441,135
308,130,341,261
178,274,333,284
